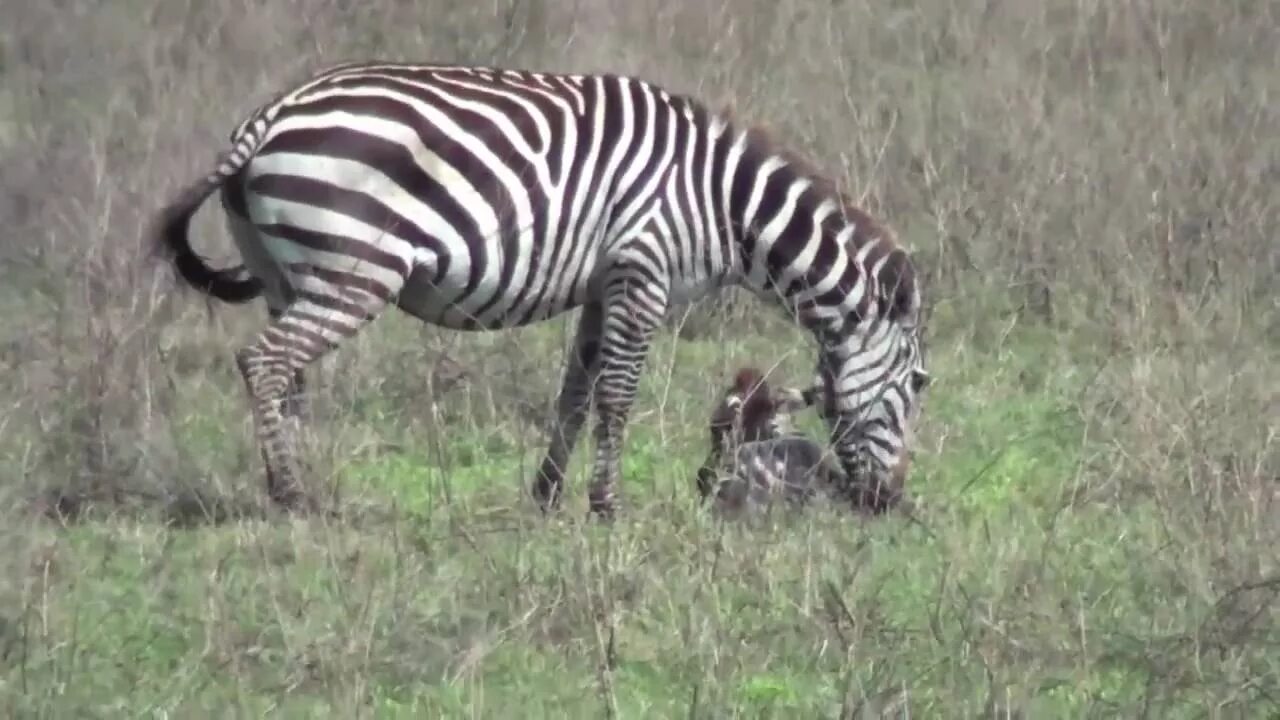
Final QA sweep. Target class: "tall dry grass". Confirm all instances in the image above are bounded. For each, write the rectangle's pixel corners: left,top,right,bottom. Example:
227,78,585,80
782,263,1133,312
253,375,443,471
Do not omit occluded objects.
0,0,1271,546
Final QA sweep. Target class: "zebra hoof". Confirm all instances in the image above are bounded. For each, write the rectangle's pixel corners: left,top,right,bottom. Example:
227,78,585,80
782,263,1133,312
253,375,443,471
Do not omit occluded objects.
274,492,314,514
531,481,563,516
850,482,905,516
266,479,315,515
587,495,617,523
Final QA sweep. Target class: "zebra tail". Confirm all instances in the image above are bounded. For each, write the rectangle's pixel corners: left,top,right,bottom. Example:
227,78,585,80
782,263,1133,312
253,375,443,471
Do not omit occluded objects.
151,153,263,304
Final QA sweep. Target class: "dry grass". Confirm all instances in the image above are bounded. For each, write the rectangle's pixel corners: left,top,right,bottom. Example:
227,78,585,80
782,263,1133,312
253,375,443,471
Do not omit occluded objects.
0,0,1277,716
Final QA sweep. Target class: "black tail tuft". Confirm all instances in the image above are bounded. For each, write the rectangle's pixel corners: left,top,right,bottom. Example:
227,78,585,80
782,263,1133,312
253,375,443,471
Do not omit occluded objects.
151,176,262,304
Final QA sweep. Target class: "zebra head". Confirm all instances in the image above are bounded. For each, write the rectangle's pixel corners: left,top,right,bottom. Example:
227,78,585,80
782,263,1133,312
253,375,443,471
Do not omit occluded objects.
810,252,930,513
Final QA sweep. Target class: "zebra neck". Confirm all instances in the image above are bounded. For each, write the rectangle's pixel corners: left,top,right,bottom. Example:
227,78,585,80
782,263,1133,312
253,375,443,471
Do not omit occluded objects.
714,118,901,336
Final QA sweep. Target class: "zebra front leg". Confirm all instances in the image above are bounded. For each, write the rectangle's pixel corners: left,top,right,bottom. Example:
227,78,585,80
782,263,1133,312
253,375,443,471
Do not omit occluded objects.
587,272,669,519
533,302,603,512
237,295,387,511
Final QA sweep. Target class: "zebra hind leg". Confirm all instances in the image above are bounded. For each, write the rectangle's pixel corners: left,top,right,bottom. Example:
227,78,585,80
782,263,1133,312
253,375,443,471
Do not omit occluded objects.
285,367,309,420
533,302,603,513
266,308,310,421
236,295,387,512
587,272,670,519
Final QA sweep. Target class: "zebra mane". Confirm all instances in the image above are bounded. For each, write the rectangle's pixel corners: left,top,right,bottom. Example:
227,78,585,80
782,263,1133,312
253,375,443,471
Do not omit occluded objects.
712,106,920,327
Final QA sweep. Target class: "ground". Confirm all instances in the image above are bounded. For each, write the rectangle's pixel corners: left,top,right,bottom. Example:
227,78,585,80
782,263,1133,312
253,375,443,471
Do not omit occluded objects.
0,1,1276,717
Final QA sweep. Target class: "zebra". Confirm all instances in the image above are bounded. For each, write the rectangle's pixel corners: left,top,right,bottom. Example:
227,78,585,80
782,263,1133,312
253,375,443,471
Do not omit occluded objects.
694,366,843,514
149,60,931,518
694,366,812,500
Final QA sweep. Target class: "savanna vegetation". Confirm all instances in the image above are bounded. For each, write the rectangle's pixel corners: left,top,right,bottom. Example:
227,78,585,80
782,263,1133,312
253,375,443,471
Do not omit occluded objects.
0,0,1276,716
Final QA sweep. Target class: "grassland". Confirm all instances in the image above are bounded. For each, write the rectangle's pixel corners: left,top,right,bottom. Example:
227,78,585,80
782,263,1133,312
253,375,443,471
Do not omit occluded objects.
1,0,1277,717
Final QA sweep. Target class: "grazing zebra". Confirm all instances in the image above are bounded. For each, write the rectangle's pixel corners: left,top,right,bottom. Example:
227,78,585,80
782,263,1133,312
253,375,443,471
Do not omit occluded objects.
695,367,842,514
150,60,930,517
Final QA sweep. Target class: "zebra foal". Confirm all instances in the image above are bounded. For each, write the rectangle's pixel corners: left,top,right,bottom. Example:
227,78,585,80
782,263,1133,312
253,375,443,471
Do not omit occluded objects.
150,61,930,517
695,367,839,514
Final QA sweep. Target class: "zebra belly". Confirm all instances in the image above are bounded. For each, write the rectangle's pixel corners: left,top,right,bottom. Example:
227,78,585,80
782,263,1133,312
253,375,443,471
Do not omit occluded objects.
394,244,597,331
394,201,611,330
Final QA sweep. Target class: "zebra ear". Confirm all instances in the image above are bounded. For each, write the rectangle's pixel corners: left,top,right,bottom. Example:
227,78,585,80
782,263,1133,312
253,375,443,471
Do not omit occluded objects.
909,368,931,392
881,250,921,327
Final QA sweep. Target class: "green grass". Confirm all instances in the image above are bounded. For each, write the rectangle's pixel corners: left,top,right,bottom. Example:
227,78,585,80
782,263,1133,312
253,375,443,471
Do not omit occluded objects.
4,315,1274,719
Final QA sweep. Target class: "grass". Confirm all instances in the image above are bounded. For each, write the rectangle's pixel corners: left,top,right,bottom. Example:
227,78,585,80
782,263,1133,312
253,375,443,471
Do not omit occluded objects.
1,0,1277,717
4,314,1275,718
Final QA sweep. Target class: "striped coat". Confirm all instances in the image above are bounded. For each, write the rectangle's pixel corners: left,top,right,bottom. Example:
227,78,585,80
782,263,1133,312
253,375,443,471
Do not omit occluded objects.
151,61,930,516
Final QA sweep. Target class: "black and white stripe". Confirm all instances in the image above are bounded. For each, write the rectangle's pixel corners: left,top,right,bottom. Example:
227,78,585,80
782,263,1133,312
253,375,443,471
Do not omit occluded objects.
152,61,929,516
